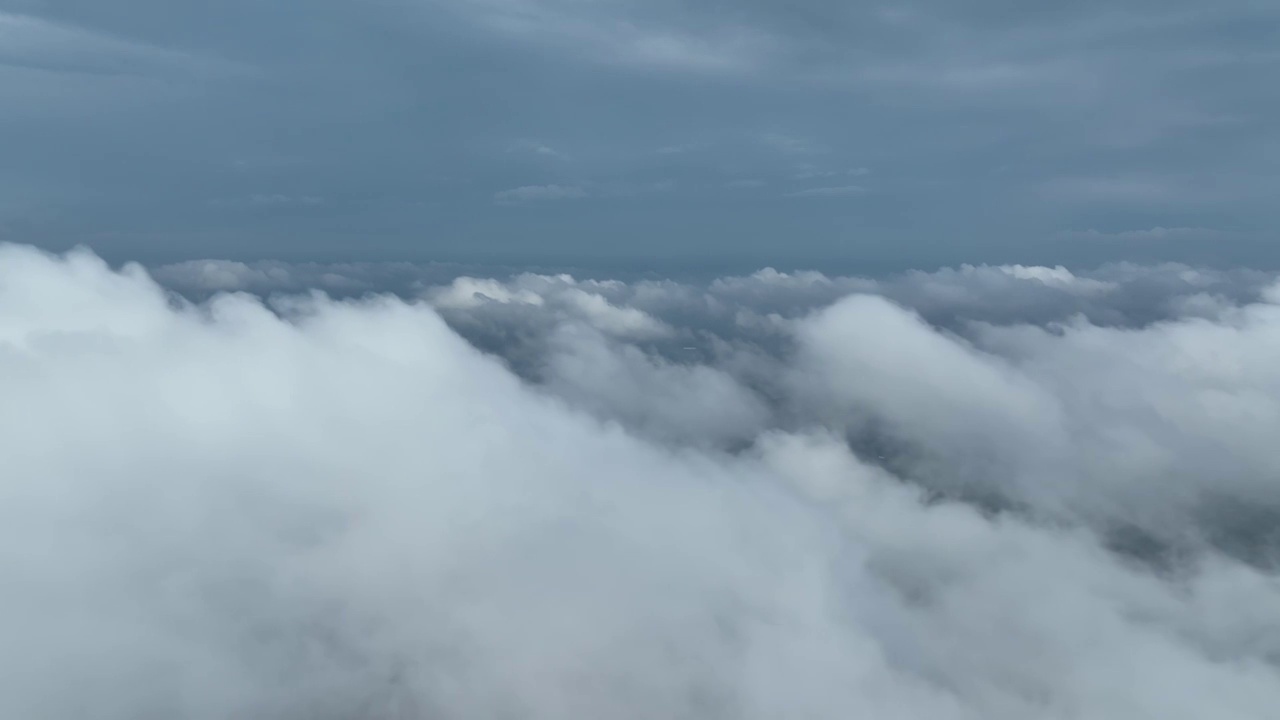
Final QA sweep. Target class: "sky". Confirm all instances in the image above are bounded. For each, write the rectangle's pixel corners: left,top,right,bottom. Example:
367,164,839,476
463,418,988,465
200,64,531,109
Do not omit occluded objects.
1,0,1277,271
4,5,1280,715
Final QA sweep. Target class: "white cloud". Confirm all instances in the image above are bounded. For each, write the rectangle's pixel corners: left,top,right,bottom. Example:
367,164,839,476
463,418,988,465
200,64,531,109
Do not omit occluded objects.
540,323,768,447
7,243,1280,718
430,276,546,308
558,288,671,338
151,259,296,293
995,264,1114,293
427,273,670,340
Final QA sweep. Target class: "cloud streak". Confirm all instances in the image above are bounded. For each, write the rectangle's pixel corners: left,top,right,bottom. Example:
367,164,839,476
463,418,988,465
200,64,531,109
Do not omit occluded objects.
494,184,588,204
785,185,866,197
0,10,245,79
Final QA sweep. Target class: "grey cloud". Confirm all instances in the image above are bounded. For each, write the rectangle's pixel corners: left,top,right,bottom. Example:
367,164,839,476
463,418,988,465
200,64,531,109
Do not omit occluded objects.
154,254,1278,332
152,250,1280,547
1,0,1275,267
412,261,1280,564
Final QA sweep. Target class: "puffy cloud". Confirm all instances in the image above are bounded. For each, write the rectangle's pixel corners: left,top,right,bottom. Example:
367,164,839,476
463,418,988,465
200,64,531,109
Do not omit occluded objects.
430,276,548,309
538,322,769,448
427,273,671,340
994,263,1108,290
5,243,1280,718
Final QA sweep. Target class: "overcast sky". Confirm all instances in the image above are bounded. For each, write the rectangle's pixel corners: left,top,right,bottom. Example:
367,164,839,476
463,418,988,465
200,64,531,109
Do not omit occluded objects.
1,1,1276,271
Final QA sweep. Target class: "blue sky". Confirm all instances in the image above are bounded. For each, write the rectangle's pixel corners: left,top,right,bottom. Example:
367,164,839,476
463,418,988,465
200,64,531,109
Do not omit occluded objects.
1,0,1276,271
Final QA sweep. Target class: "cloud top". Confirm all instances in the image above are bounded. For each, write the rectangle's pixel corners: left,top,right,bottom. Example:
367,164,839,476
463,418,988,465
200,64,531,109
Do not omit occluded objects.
3,243,1280,718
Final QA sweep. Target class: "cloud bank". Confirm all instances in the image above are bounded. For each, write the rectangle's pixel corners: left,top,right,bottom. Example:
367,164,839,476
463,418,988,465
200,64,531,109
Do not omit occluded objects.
4,243,1280,718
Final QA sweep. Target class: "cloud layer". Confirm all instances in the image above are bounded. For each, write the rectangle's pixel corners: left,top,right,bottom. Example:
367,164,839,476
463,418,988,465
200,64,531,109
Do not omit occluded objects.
4,243,1280,718
2,1,1277,266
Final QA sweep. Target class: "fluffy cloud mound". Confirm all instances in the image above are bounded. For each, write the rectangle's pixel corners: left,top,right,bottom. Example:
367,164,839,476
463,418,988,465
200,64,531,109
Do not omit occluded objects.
4,243,1280,719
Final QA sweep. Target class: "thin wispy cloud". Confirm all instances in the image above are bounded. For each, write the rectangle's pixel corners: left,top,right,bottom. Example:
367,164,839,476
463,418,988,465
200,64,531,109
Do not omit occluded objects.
1039,174,1210,206
785,185,866,197
794,167,871,180
1059,226,1223,241
0,10,247,79
509,139,567,159
450,0,779,75
494,184,587,204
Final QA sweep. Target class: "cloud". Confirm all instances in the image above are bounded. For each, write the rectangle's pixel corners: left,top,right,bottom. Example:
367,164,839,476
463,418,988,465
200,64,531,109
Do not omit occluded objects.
447,0,779,75
993,264,1114,293
854,57,1095,97
1039,174,1212,206
155,255,1276,335
493,184,588,204
509,139,567,159
150,259,479,298
1060,227,1223,242
754,132,823,155
5,243,1280,717
249,194,323,206
0,10,245,79
428,273,671,341
794,167,871,180
4,2,1279,265
430,276,549,309
785,185,866,197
